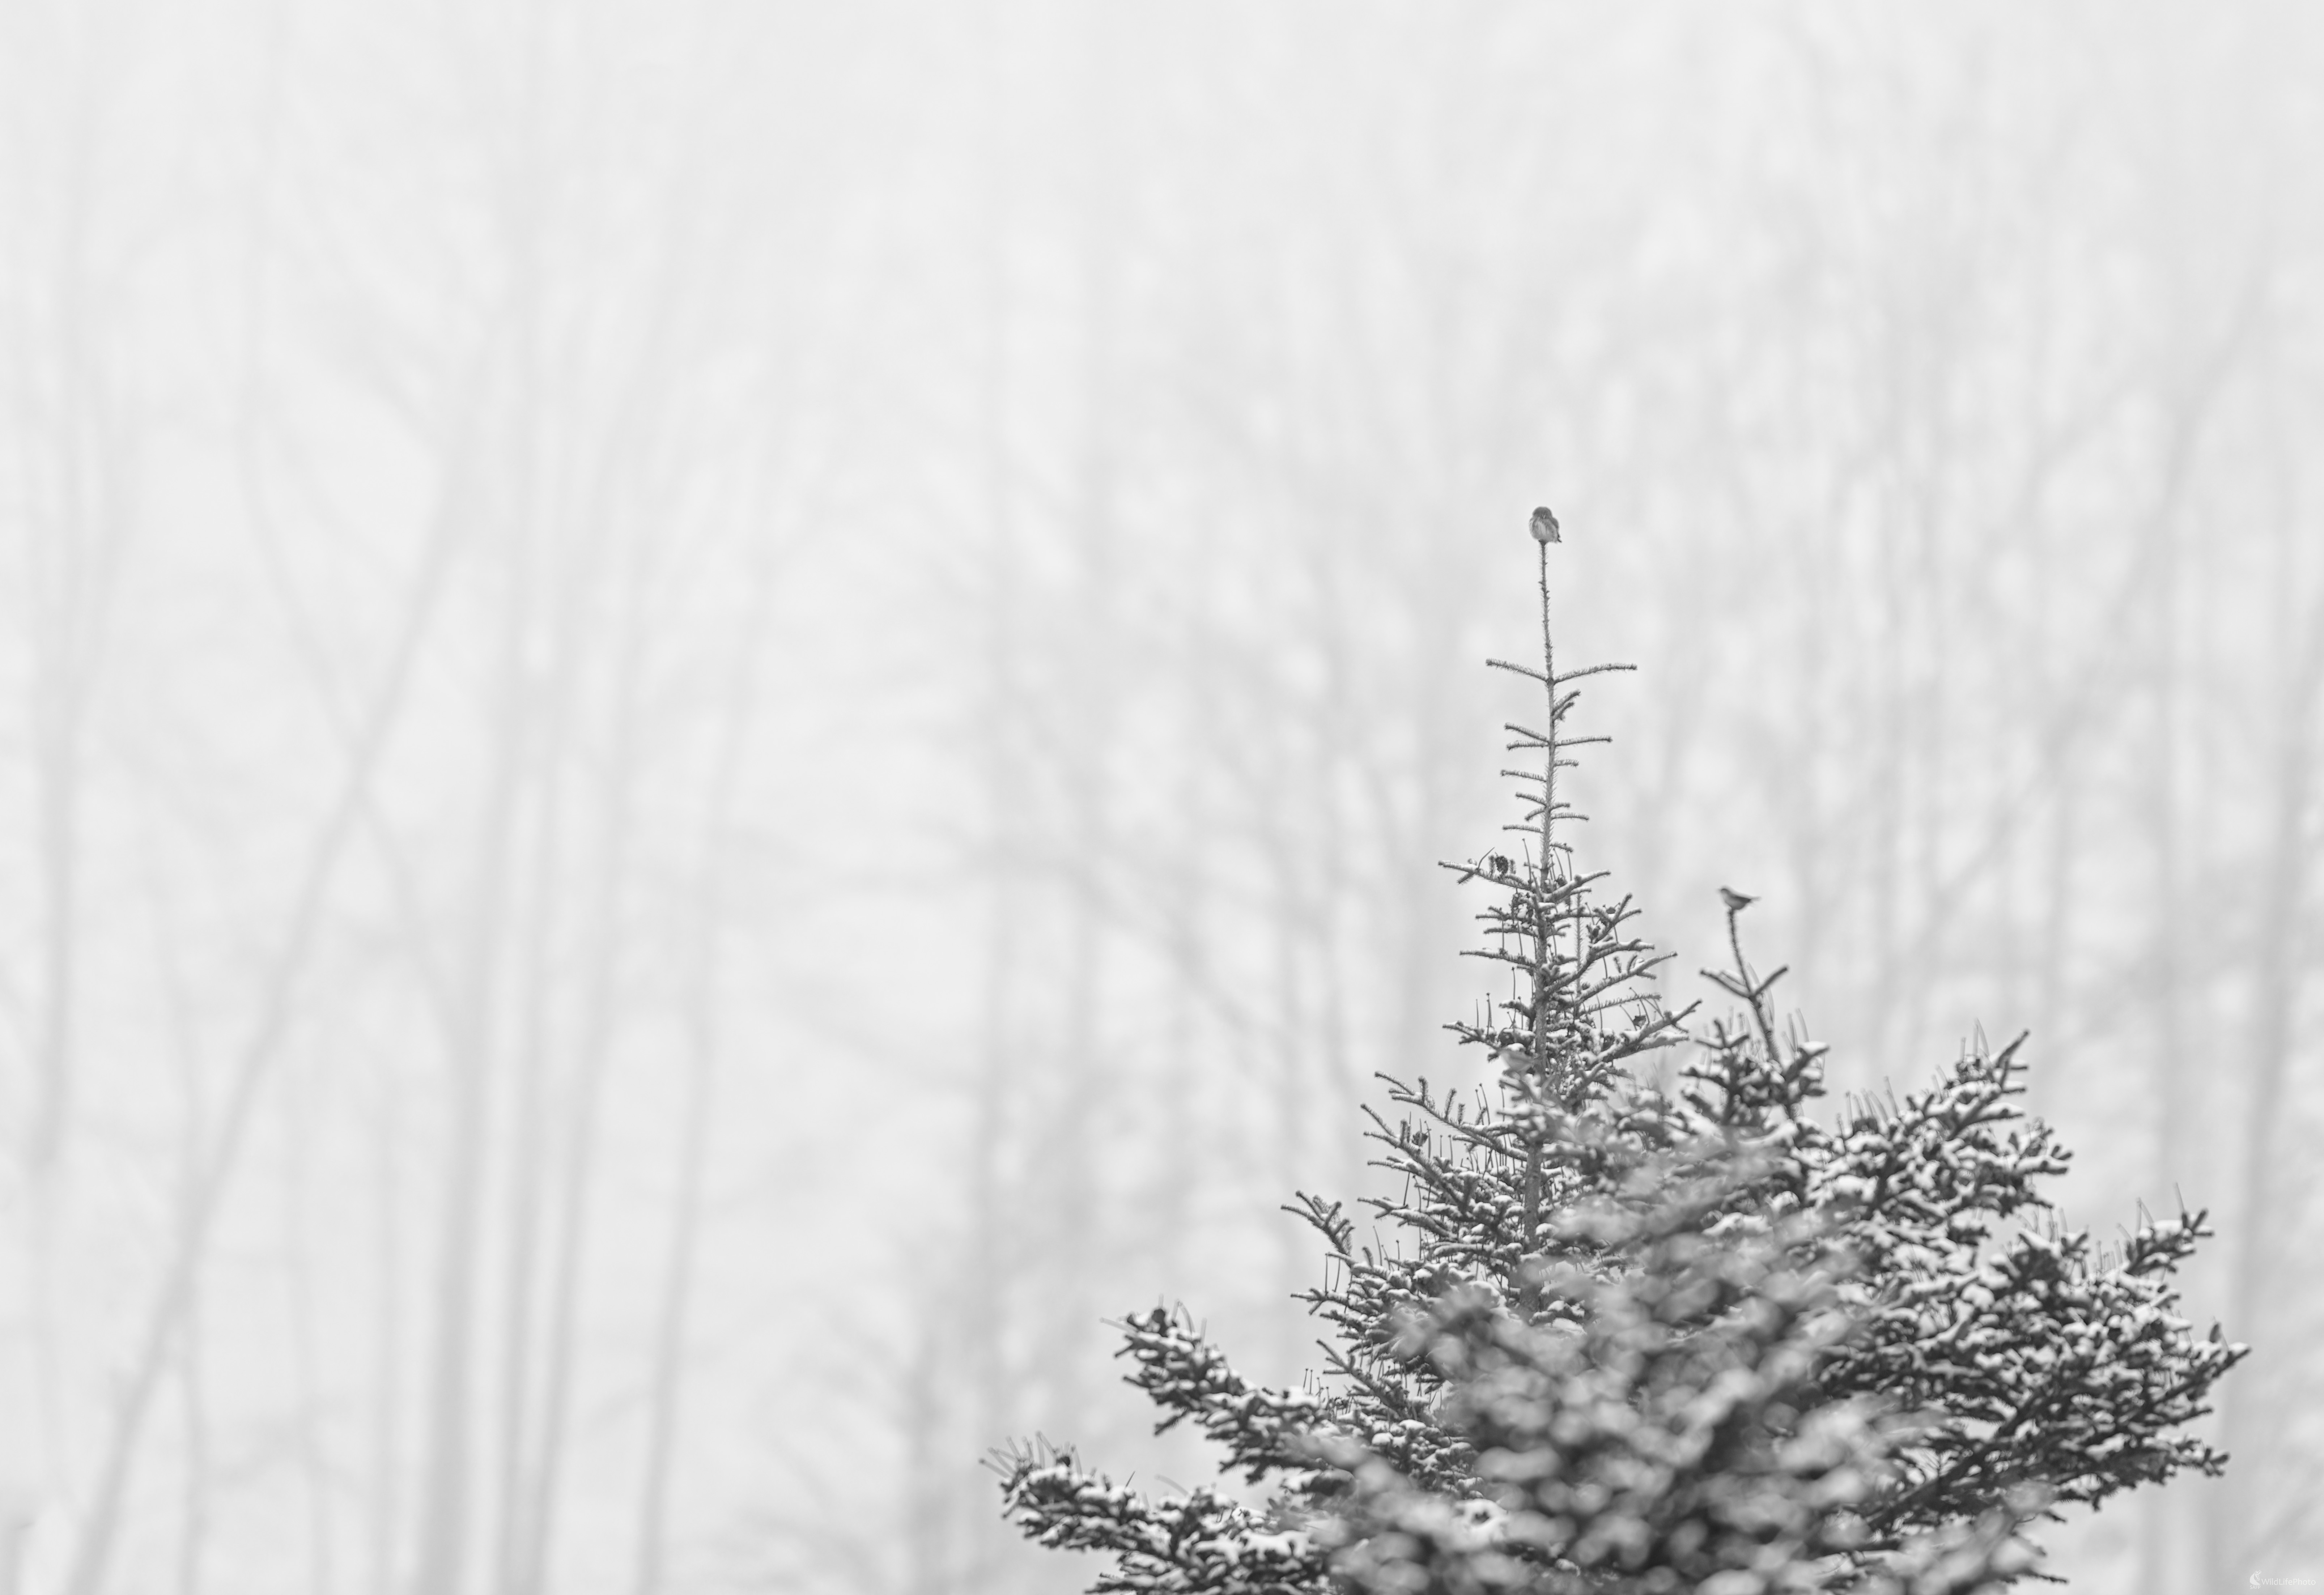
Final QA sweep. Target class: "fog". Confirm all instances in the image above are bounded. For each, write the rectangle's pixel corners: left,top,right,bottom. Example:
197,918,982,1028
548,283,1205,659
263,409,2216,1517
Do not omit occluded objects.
0,4,2318,1592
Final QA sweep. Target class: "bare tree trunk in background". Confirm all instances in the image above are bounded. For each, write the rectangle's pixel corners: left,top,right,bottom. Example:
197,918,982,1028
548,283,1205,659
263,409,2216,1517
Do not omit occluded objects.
1,17,137,1552
412,10,568,1581
407,518,538,1595
20,67,130,1182
405,797,511,1595
485,511,581,1595
2024,452,2080,1124
488,535,586,1595
1863,473,1907,1068
1273,509,1366,1372
27,542,97,1176
173,1270,210,1595
955,16,1025,1582
139,848,213,1595
1043,0,1124,1439
489,735,566,1595
226,19,319,1586
964,707,1024,1595
959,413,1024,1563
1306,521,1355,1164
1266,768,1312,1380
1152,495,1222,1283
629,1001,716,1595
631,524,784,1595
902,1317,952,1595
485,16,561,1582
368,1057,406,1595
2134,398,2210,1595
1897,443,1949,1060
279,1048,338,1594
514,536,650,1595
2209,543,2324,1589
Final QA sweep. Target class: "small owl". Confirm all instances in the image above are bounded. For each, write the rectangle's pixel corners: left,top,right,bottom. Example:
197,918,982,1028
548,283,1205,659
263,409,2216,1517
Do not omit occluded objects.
1529,506,1561,544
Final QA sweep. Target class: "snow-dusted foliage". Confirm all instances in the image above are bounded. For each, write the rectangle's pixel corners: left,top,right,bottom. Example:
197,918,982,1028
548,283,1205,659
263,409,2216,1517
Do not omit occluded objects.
1315,1176,2043,1595
993,535,2243,1594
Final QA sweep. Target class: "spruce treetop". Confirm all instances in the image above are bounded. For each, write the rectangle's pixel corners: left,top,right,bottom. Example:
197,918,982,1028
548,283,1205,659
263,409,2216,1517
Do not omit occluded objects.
996,515,2243,1595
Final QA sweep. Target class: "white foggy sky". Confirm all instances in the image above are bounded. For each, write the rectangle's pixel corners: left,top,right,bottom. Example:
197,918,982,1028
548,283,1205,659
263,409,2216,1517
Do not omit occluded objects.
1,4,2319,1593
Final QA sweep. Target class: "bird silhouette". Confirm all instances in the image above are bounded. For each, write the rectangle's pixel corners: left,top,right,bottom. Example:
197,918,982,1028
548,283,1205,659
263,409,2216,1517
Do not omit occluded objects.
1719,886,1756,913
1529,506,1560,544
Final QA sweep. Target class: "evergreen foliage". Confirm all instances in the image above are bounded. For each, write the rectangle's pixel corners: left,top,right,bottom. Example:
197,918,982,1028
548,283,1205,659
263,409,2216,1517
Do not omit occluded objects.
994,526,2244,1594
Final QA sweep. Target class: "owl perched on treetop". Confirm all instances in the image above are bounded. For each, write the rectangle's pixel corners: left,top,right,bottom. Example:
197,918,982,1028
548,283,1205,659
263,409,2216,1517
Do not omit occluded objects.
1530,506,1560,544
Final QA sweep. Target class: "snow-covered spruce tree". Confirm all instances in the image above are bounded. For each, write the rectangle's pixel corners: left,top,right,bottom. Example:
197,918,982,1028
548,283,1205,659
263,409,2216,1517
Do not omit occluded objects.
994,515,2244,1594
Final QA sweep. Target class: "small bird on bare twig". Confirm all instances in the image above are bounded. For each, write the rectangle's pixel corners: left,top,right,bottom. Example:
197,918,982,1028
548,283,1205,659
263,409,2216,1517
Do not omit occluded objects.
1529,506,1561,544
1719,886,1756,913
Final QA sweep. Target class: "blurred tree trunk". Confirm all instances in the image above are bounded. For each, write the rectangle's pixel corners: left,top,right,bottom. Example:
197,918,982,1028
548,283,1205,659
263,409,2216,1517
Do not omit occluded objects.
1040,0,1125,1439
279,1051,338,1593
143,850,213,1595
18,59,127,1183
2134,357,2235,1595
368,1054,408,1595
488,727,566,1595
514,537,648,1595
628,500,783,1595
406,604,528,1595
2209,536,2323,1587
1,20,137,1564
